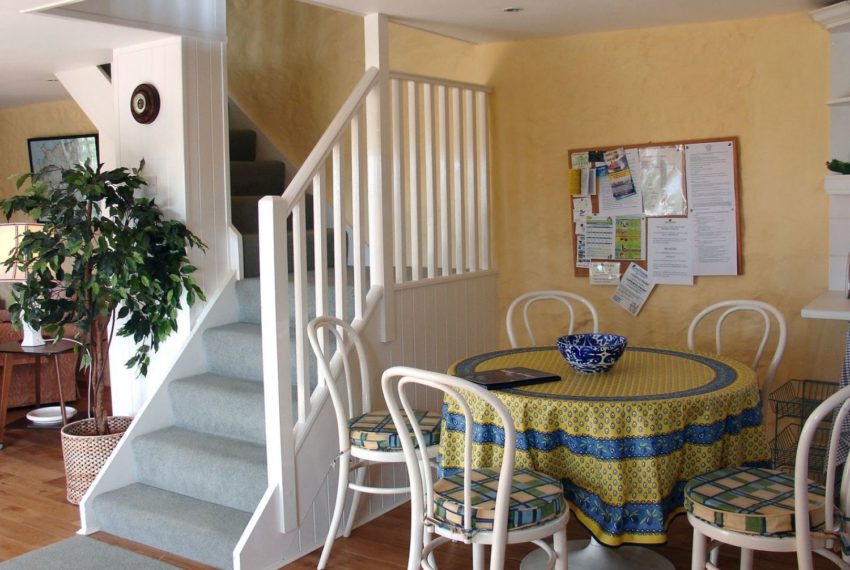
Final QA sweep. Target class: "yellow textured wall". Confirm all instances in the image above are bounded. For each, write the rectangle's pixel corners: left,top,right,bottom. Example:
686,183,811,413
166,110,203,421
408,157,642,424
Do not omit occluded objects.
227,0,495,166
0,99,95,203
484,13,844,385
227,0,363,165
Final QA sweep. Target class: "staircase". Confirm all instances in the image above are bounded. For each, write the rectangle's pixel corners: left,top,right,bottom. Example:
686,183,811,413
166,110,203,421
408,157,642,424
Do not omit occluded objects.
230,128,284,278
91,279,267,569
230,129,333,277
89,130,351,568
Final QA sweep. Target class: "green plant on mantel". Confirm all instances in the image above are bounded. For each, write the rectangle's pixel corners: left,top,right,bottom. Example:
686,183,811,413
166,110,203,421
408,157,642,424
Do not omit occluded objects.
0,160,206,435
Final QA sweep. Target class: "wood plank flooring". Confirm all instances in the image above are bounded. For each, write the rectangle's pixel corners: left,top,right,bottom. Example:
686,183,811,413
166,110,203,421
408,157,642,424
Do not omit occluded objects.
0,392,834,569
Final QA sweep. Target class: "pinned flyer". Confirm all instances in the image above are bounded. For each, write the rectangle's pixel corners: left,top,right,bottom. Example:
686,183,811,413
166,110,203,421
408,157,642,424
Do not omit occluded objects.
611,263,655,316
589,261,620,285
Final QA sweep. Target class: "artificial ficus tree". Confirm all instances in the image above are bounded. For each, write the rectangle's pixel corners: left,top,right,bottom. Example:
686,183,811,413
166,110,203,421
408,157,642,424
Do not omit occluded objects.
0,160,205,434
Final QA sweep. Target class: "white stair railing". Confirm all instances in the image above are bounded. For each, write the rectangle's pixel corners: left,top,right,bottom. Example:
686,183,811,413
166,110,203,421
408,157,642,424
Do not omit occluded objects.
255,64,492,539
258,67,384,530
389,72,492,283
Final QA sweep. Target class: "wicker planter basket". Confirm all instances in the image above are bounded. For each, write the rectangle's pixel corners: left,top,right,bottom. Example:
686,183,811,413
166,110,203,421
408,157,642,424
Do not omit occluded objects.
60,416,132,504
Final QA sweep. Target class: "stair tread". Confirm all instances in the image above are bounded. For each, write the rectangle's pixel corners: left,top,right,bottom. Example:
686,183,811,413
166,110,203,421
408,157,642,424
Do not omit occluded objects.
206,321,261,337
169,373,265,444
93,483,252,569
203,323,263,382
136,426,265,463
133,426,266,512
171,371,264,394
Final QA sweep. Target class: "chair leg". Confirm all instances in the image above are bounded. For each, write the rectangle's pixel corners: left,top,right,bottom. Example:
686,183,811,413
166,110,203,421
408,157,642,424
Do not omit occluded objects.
472,544,486,570
739,547,753,570
553,527,568,570
318,452,350,570
408,508,425,570
709,544,720,567
424,527,437,570
692,527,707,570
343,465,367,537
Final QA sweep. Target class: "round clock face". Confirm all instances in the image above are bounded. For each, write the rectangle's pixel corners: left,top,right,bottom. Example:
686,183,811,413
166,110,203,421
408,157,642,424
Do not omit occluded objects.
130,83,160,124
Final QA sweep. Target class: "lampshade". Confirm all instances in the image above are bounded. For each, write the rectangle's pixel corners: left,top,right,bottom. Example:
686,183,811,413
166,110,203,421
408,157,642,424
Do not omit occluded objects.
0,223,43,281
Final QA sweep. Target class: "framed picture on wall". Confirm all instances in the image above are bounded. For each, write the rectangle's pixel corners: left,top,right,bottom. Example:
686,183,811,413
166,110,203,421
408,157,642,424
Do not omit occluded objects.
27,134,99,188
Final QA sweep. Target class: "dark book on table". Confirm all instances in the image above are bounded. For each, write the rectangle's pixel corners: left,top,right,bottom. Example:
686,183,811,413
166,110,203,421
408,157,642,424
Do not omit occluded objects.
462,367,561,390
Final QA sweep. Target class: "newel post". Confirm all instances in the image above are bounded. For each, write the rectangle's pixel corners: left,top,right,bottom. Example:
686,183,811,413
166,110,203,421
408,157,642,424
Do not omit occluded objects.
258,195,297,531
364,13,396,342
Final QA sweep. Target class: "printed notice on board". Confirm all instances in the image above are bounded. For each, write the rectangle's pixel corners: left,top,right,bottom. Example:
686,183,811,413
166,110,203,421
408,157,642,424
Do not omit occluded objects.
648,218,693,285
685,141,738,275
611,263,655,316
585,216,615,259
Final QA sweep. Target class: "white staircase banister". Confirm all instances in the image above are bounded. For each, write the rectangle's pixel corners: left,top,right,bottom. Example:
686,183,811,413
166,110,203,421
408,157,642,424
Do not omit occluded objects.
281,67,380,205
389,70,492,93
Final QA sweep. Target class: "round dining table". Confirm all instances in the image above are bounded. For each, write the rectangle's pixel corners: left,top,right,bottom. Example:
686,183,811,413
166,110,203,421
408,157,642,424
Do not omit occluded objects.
442,345,772,569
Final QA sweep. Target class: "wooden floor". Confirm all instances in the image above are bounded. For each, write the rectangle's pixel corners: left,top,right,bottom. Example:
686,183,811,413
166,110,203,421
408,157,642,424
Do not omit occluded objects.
0,391,835,569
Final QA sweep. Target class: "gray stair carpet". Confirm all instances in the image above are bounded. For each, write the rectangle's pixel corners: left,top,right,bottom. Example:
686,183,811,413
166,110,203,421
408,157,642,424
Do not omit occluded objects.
169,373,265,444
93,484,251,570
92,276,271,570
132,426,266,512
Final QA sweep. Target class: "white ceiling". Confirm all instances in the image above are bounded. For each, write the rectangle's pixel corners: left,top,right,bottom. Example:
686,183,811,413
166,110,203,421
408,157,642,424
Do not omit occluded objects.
0,0,837,109
304,0,835,43
0,0,167,109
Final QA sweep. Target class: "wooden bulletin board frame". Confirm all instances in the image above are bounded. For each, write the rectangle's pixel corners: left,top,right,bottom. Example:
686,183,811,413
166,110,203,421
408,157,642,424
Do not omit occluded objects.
569,136,743,278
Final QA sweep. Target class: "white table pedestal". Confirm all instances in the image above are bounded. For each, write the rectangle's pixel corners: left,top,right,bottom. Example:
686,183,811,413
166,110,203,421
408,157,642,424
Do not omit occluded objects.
519,538,674,570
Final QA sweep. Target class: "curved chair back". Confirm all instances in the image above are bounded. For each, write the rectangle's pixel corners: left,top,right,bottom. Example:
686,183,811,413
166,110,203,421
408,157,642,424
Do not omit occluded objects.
382,366,517,569
794,383,850,569
506,290,599,348
687,300,787,406
308,315,372,453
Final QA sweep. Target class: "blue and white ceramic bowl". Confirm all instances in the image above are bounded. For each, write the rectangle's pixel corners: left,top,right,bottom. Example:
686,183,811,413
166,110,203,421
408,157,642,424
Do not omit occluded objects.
556,333,628,374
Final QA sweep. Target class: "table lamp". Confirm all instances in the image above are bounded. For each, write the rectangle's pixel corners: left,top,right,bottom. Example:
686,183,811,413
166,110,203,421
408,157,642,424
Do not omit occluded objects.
0,223,46,346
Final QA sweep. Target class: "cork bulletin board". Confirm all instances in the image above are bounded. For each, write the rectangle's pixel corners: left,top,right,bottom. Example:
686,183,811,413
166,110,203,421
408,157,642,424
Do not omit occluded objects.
568,137,742,282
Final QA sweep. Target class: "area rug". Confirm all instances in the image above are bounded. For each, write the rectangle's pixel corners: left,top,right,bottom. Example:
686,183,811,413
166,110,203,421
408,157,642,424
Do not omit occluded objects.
0,536,180,569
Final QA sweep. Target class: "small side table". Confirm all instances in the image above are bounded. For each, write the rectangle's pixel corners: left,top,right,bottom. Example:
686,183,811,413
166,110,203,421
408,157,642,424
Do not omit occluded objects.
0,339,76,450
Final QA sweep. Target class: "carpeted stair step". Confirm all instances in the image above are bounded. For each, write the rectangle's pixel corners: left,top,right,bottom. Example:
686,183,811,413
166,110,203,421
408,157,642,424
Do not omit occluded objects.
230,161,285,197
203,322,263,381
92,483,251,570
235,274,357,326
235,278,262,325
241,228,338,278
231,195,264,235
229,129,256,162
132,426,266,512
169,373,265,444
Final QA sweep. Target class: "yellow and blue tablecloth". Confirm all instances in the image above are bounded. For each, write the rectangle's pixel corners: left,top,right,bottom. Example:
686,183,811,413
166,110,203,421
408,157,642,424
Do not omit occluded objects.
441,346,771,546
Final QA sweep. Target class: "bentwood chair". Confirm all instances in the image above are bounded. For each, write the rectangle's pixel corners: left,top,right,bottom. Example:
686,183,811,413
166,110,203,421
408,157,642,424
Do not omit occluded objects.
308,317,441,570
687,300,787,407
686,383,850,570
382,366,569,570
506,290,599,348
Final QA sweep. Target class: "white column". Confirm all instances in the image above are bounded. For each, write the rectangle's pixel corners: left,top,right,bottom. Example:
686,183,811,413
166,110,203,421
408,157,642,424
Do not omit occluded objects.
365,13,395,342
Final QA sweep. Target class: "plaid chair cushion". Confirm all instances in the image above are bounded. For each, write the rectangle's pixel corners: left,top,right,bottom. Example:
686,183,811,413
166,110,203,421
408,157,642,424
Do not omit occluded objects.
433,468,565,533
684,467,827,536
348,410,441,451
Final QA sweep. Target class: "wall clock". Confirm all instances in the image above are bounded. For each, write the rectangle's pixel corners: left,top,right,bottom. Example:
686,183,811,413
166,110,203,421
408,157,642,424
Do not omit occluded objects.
130,83,160,124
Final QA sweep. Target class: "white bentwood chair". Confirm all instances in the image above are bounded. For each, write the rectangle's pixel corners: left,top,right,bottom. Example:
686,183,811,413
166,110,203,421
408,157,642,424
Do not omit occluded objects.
687,300,787,407
506,290,599,348
308,317,441,569
382,366,569,570
686,383,850,570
